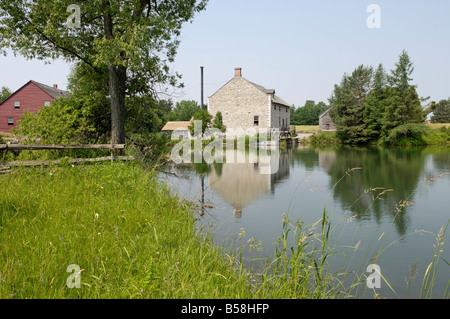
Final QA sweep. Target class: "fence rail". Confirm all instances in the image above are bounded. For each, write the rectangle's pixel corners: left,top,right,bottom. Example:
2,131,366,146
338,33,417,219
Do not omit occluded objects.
0,143,133,169
0,144,125,150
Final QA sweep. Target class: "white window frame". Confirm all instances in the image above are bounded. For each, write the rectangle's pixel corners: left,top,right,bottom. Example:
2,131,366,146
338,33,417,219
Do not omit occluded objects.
14,101,20,110
8,117,14,125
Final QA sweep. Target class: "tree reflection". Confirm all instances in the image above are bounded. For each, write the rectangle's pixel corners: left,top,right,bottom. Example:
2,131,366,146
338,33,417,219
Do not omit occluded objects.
325,146,426,236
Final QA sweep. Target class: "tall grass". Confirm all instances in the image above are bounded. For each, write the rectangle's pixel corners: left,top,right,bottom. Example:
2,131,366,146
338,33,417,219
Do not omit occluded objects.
1,162,448,299
0,163,252,298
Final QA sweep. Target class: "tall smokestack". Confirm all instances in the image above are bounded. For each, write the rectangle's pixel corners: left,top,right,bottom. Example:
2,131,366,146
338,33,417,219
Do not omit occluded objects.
200,66,204,110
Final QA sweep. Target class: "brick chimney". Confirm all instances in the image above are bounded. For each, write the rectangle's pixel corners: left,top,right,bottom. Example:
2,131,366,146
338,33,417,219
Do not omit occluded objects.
53,84,58,89
235,67,242,77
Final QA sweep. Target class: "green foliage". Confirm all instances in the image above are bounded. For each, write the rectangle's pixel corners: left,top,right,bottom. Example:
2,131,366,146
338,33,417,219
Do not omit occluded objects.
291,101,328,125
189,109,212,136
13,98,97,144
0,0,208,144
211,111,226,133
309,131,341,145
328,51,430,145
168,100,201,121
383,123,429,144
363,64,389,140
329,65,374,144
125,96,164,135
381,51,424,137
0,86,12,102
431,98,450,123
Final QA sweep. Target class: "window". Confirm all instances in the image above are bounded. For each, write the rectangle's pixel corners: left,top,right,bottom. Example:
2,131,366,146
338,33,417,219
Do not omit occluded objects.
8,117,14,125
254,115,259,126
14,101,20,110
286,107,288,112
274,105,276,110
44,101,51,106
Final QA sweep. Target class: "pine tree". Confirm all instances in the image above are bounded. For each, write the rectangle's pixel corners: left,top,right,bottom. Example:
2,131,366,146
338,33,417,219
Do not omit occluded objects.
364,64,388,141
431,98,450,123
381,51,424,138
329,65,373,144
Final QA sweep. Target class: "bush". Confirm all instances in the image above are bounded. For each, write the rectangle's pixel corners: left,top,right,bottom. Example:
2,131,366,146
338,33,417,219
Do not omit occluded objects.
378,123,449,146
309,131,341,145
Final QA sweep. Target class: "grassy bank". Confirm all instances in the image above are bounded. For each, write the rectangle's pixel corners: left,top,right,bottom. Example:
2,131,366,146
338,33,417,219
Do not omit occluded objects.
0,162,371,299
307,124,450,146
0,163,255,298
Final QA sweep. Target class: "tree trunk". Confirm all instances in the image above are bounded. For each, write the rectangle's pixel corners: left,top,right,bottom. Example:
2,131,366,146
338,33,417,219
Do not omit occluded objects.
108,65,126,145
103,6,127,145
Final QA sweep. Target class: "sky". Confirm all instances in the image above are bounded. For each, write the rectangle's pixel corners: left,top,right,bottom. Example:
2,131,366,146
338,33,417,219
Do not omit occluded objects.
1,0,450,107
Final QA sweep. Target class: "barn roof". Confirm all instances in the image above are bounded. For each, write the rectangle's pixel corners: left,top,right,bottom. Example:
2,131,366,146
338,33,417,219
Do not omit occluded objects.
0,80,70,105
30,80,70,99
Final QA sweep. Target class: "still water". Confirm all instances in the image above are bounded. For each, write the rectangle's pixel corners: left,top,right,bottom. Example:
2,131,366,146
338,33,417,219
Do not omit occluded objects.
159,145,450,298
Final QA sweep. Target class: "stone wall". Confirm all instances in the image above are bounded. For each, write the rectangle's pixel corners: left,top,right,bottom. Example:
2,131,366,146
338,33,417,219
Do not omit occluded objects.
208,76,271,136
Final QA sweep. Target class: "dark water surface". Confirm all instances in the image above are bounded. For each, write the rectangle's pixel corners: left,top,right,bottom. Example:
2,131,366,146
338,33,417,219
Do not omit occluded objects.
159,145,450,298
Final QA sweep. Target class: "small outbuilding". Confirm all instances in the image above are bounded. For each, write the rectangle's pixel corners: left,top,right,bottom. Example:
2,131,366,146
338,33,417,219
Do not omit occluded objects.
319,107,337,131
161,119,193,139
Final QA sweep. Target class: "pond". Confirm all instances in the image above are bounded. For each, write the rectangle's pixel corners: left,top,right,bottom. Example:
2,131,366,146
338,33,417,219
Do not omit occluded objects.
158,144,450,299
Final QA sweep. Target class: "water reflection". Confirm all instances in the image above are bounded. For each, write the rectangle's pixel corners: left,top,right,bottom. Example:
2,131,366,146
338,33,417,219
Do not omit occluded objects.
192,149,291,219
190,145,449,236
288,146,431,236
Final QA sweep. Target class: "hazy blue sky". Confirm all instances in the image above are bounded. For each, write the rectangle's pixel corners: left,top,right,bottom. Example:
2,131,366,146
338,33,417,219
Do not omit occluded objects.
1,0,450,107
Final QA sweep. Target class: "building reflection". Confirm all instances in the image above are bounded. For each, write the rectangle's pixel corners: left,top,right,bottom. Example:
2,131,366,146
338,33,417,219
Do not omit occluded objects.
206,149,290,219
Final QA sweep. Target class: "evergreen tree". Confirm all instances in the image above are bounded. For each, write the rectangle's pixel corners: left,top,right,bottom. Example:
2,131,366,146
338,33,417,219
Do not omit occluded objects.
211,111,226,132
431,98,450,123
364,64,388,141
329,65,373,144
381,51,424,137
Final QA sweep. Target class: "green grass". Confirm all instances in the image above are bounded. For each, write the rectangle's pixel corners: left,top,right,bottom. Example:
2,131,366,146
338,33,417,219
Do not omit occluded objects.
0,163,254,298
0,162,363,299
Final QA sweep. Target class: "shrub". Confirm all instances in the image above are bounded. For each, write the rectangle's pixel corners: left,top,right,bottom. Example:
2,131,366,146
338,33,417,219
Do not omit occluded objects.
309,131,341,145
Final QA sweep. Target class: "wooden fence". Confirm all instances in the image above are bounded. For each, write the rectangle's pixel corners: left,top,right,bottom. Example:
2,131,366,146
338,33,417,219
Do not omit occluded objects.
0,144,134,170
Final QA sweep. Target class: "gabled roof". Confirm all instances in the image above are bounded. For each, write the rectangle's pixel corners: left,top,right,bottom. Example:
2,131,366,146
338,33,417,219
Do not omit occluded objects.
319,106,334,118
208,68,291,108
30,80,70,99
247,80,291,108
0,80,70,105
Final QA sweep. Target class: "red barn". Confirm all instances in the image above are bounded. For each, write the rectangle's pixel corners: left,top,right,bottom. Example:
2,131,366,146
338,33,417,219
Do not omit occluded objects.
0,80,70,134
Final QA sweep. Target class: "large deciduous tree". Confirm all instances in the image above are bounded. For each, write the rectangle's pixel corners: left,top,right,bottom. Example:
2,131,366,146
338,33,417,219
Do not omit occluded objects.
0,0,207,144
